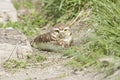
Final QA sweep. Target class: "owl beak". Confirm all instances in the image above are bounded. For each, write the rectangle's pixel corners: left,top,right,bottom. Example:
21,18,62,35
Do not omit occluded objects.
59,31,65,38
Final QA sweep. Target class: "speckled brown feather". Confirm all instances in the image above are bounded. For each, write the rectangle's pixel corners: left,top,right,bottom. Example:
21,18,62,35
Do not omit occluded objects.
31,31,57,47
31,23,73,48
34,32,54,43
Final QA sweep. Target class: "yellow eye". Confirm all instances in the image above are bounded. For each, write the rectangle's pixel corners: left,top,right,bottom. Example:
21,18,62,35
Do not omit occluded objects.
64,29,68,31
55,30,59,33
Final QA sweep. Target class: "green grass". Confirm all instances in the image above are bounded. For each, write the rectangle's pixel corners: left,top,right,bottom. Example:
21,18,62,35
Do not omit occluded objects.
63,46,101,69
92,0,120,56
27,53,47,63
61,0,120,76
41,0,93,24
3,60,27,71
3,53,47,71
0,11,46,37
0,0,46,37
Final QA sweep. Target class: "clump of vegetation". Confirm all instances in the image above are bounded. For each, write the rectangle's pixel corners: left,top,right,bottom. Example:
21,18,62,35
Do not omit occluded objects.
0,0,46,37
41,0,92,23
63,45,99,69
3,60,27,71
27,53,47,63
0,11,46,37
60,1,120,76
3,53,47,71
92,0,120,57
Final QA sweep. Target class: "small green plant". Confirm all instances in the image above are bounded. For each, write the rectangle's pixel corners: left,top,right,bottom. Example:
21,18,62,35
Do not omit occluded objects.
35,55,47,62
3,53,47,71
3,60,27,71
27,53,47,63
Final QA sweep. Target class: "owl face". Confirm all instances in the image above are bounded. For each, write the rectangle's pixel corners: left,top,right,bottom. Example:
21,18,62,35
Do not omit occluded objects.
52,26,71,39
52,25,73,47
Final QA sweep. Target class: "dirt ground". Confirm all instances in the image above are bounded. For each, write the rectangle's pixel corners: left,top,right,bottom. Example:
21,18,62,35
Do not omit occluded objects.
0,51,120,80
0,51,99,80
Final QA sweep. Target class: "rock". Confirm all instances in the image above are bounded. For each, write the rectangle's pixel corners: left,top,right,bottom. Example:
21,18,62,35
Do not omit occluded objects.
0,0,17,23
0,27,33,63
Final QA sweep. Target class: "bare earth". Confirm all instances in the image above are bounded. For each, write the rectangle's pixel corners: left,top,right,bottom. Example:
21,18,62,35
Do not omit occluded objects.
0,51,120,80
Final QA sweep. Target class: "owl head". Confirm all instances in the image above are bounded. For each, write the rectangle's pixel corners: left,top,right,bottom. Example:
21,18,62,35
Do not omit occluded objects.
52,23,71,39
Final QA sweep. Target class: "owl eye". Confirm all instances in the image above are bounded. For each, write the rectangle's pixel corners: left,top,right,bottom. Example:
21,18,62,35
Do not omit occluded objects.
55,30,60,33
64,29,68,31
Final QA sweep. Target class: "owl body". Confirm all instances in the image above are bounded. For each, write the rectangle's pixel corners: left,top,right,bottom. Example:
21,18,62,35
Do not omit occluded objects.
31,23,73,48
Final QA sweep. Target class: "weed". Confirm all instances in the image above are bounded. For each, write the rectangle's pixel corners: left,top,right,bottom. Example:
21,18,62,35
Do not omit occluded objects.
3,53,47,71
27,54,47,63
3,60,27,71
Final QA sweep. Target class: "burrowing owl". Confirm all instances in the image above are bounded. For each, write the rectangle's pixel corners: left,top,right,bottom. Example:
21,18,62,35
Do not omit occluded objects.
31,23,73,48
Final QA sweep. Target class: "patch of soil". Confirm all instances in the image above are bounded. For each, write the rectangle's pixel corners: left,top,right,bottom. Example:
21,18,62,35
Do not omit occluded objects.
1,51,120,80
